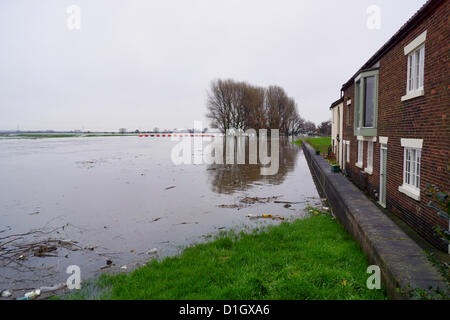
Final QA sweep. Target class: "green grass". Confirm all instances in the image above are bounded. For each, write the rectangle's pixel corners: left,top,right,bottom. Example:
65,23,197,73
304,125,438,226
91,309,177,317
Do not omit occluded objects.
63,210,387,300
293,137,331,155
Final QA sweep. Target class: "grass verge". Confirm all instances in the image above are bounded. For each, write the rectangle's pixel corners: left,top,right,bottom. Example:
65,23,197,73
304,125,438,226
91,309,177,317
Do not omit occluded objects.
293,137,331,156
62,209,387,300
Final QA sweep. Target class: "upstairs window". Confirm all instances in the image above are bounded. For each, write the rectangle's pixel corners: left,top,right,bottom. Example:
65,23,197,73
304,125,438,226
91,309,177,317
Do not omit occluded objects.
402,30,426,102
407,45,425,93
363,76,375,127
354,69,378,136
355,81,361,130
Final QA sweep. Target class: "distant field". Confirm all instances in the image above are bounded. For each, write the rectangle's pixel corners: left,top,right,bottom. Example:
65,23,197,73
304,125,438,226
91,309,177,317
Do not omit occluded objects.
293,137,331,155
16,134,78,138
85,134,138,137
0,133,139,139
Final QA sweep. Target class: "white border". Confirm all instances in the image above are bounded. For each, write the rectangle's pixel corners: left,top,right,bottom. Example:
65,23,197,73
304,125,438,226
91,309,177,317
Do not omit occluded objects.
378,143,388,208
379,136,388,144
398,185,420,201
357,136,377,142
401,89,425,102
401,138,423,149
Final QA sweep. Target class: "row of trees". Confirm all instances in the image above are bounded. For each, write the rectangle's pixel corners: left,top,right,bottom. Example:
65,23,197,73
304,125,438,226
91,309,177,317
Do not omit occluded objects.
206,79,327,136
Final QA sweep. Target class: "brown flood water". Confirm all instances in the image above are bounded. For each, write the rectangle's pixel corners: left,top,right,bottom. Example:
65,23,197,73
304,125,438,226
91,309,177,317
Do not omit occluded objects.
0,136,320,298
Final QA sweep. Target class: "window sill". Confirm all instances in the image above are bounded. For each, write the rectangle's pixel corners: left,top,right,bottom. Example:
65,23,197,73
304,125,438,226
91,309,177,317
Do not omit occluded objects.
398,184,420,201
364,167,373,175
401,89,424,102
355,162,363,169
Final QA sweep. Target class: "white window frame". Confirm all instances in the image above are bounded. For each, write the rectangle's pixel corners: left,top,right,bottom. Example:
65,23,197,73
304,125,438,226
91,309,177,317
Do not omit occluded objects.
346,141,350,163
356,139,363,169
398,138,423,201
402,31,426,102
406,46,424,93
365,141,374,175
378,143,388,208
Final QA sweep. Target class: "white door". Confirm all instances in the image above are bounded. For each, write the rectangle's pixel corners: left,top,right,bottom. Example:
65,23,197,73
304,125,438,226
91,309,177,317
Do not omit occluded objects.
379,144,387,208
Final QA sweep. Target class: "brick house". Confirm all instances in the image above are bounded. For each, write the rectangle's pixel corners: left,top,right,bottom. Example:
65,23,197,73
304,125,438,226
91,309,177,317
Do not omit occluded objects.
332,0,449,252
330,98,343,166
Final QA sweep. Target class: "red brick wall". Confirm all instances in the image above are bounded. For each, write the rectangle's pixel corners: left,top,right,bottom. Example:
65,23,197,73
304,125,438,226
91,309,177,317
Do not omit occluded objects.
341,1,449,251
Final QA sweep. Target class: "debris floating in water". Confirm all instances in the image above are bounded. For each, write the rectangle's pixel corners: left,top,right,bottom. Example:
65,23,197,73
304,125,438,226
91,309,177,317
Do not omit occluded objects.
24,289,41,300
39,283,66,293
240,196,281,205
246,214,284,221
274,201,304,204
1,290,12,297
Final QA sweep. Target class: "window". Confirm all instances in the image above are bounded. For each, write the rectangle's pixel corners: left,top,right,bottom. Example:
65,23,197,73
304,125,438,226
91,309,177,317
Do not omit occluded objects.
354,69,378,136
356,140,363,168
402,30,426,102
365,141,374,174
403,148,421,189
398,138,423,201
354,81,361,130
363,77,375,127
407,45,425,93
346,142,350,163
347,104,351,126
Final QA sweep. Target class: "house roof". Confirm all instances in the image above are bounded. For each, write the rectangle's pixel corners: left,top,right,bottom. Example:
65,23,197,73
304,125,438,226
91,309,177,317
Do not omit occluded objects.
341,0,444,90
330,97,344,110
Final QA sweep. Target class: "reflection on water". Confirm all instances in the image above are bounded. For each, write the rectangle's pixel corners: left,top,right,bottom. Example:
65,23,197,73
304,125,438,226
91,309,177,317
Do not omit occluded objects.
206,139,299,194
0,136,319,298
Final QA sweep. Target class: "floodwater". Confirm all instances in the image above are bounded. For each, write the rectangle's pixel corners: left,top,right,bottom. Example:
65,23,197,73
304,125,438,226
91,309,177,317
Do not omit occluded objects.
0,136,320,298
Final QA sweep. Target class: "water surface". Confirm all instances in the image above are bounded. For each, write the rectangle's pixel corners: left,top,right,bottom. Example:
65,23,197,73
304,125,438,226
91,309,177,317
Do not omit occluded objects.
0,136,320,297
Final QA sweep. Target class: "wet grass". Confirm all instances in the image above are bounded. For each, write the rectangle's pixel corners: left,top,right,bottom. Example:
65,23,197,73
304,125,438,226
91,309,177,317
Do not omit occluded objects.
293,137,331,155
62,210,387,300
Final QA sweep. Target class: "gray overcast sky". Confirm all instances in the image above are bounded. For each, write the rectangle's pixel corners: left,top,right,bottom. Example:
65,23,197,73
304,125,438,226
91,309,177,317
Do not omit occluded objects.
0,0,428,131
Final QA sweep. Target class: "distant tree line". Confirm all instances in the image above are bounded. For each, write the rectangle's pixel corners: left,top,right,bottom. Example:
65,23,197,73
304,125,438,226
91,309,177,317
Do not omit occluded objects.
206,79,319,136
317,120,331,136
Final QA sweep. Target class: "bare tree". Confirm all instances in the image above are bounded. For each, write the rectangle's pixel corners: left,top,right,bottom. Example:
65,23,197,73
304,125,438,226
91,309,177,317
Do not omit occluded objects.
206,79,234,132
206,78,315,136
318,120,331,136
242,83,266,131
265,86,285,131
303,121,317,135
